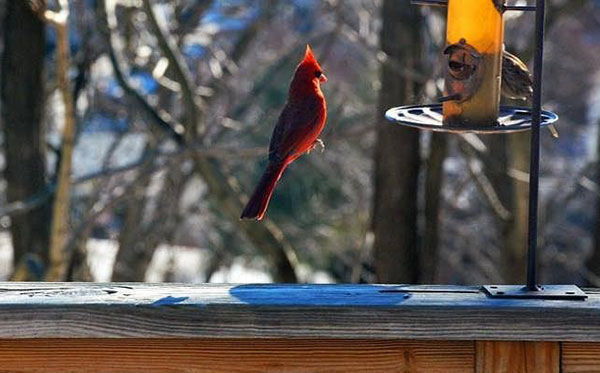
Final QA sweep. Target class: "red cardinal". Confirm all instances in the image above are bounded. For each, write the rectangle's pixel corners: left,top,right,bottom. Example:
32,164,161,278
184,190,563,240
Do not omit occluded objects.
241,45,327,221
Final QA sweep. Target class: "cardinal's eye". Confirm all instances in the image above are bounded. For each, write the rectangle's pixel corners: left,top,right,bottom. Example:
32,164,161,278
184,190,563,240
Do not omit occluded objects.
315,71,322,78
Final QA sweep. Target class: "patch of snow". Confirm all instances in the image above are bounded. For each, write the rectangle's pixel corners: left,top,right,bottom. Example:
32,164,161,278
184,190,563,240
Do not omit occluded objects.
0,234,330,284
86,238,118,282
0,232,12,280
146,245,211,283
210,257,272,283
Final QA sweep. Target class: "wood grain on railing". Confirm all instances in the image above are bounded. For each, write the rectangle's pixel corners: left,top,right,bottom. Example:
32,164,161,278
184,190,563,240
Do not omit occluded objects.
0,283,598,341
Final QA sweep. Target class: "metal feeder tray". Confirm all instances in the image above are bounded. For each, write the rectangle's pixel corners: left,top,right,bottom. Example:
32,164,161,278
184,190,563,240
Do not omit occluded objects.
385,104,558,134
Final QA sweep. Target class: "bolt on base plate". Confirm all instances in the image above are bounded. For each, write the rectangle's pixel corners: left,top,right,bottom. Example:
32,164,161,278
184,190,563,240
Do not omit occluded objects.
482,285,587,300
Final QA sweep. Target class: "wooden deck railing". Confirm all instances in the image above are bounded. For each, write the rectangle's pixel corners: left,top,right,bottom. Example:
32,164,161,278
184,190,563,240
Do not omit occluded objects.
0,283,599,372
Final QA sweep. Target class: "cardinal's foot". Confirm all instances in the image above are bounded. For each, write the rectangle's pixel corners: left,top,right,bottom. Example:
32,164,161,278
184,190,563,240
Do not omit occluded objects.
307,139,325,154
311,138,325,153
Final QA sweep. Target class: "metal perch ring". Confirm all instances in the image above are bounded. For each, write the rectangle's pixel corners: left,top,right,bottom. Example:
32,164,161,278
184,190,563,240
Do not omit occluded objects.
385,104,558,134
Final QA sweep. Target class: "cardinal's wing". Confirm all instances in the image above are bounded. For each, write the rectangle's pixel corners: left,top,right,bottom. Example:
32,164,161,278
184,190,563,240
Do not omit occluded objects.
268,96,322,163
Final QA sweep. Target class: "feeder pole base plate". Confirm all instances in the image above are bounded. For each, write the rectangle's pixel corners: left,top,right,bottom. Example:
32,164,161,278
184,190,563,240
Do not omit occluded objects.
482,285,587,300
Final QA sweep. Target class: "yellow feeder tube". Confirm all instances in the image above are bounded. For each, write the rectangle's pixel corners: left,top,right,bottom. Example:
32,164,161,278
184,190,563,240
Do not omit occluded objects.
443,0,505,126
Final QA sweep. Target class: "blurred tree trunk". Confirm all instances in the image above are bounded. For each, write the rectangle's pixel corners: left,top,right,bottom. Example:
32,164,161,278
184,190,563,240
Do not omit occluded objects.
480,131,527,284
586,119,600,284
503,133,530,283
65,235,93,281
110,169,153,281
372,0,423,284
112,166,186,281
1,1,52,276
422,133,448,283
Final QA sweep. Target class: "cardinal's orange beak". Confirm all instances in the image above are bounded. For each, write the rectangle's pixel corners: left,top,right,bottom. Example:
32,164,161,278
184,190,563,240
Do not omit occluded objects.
319,73,327,84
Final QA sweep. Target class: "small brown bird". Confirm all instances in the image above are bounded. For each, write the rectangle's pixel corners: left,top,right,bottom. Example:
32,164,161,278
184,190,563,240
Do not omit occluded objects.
502,50,559,138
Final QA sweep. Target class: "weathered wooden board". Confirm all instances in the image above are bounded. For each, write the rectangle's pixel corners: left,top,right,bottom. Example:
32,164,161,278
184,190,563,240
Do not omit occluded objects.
562,342,600,372
475,341,559,373
0,283,598,340
0,338,474,373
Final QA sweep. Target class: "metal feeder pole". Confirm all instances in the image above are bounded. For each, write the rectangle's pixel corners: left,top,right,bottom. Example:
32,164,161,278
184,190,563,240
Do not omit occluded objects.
526,0,545,292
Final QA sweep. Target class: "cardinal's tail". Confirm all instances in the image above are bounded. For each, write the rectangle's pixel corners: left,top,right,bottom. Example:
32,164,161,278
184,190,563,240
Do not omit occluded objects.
241,161,287,221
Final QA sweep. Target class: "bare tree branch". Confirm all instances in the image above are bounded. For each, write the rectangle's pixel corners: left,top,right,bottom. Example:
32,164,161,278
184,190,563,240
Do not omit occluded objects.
142,0,203,136
333,4,429,85
228,30,338,122
63,167,154,267
0,109,373,220
459,142,512,221
0,186,54,218
97,0,185,145
204,0,281,106
175,0,215,38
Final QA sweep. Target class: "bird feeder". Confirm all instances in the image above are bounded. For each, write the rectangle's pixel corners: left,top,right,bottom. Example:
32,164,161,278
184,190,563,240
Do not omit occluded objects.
443,0,504,126
386,0,586,300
